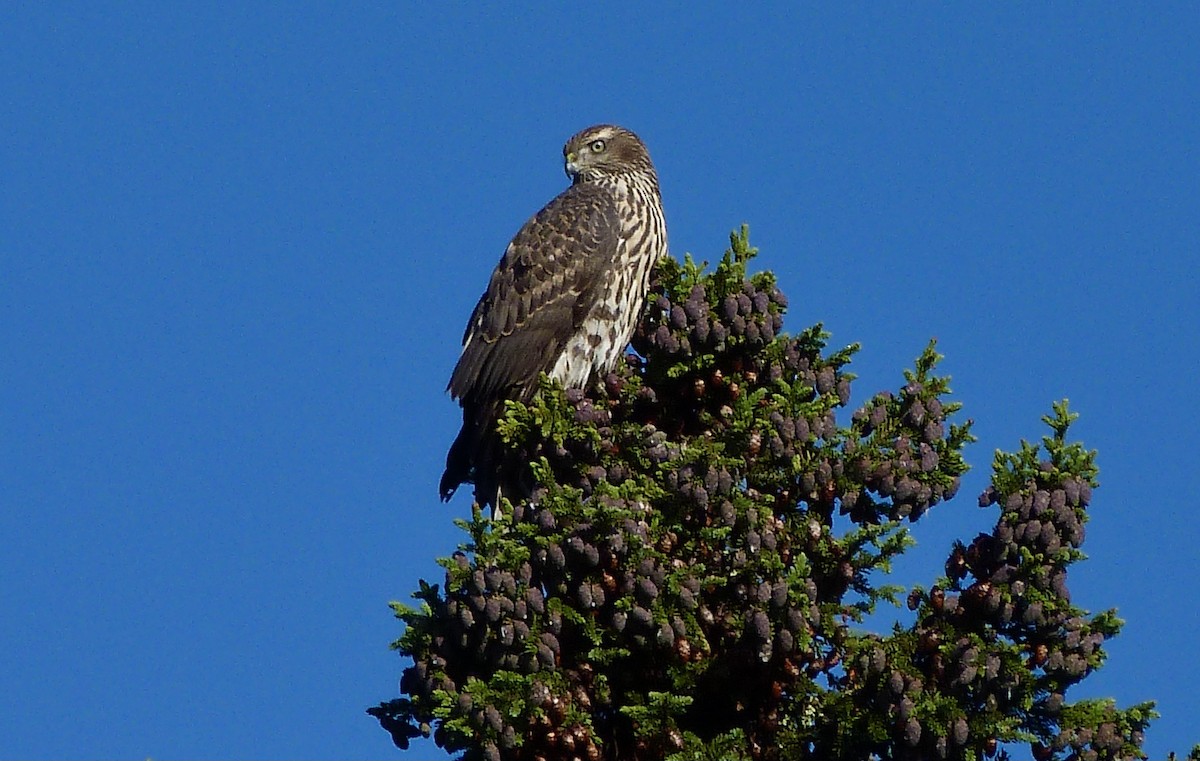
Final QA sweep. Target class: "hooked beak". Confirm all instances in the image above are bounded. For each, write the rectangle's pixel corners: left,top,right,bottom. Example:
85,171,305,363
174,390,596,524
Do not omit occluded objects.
564,151,579,179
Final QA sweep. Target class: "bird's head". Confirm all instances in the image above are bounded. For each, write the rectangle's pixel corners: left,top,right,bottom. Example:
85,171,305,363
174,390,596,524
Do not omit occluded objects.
563,124,656,183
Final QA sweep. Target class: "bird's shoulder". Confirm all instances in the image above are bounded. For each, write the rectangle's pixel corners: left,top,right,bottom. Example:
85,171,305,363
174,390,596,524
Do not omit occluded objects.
507,182,622,266
448,183,623,399
480,183,621,310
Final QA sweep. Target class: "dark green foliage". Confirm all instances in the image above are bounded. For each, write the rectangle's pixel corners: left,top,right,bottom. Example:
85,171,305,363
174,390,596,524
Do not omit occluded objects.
822,400,1156,761
369,228,1181,761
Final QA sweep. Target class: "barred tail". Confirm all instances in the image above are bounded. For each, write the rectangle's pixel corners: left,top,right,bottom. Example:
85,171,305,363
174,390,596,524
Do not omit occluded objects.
440,399,513,512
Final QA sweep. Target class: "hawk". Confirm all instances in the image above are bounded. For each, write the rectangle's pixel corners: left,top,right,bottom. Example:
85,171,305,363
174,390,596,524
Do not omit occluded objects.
440,124,668,511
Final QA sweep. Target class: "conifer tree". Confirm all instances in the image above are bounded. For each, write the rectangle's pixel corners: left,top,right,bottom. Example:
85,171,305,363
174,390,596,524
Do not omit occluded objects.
370,228,1194,761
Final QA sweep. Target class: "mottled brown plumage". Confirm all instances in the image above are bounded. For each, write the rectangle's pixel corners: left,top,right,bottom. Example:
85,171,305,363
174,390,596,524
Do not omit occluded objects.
441,125,668,510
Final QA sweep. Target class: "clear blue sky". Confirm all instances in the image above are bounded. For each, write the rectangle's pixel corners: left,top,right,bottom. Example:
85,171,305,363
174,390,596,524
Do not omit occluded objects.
2,4,1197,759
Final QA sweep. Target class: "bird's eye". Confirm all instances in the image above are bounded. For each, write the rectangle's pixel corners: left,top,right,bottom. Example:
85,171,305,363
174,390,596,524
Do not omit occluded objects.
589,139,606,153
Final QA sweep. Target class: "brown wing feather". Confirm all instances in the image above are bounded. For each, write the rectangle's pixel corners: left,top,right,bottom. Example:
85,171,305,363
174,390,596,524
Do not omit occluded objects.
448,182,620,406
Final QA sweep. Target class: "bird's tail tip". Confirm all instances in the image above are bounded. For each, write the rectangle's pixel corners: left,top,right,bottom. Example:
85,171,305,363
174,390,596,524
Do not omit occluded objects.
438,473,459,502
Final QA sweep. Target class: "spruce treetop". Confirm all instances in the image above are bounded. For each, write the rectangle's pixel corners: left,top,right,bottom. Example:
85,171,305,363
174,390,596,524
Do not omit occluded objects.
371,228,1188,761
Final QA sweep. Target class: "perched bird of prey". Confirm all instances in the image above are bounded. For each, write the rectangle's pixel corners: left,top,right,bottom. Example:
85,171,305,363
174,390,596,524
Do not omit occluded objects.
440,124,668,512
